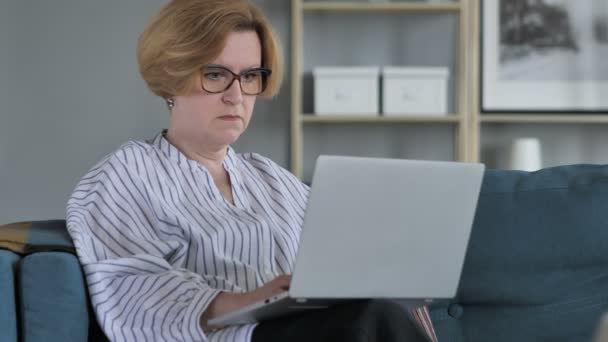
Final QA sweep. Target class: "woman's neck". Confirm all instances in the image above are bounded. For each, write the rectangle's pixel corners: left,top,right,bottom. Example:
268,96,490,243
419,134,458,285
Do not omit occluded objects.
165,129,227,174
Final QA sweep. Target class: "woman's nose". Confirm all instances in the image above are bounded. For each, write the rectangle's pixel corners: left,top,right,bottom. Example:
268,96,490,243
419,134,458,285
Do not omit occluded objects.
222,78,244,104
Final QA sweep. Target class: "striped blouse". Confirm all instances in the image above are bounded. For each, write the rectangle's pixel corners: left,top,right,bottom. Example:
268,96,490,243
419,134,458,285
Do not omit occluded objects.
66,131,437,342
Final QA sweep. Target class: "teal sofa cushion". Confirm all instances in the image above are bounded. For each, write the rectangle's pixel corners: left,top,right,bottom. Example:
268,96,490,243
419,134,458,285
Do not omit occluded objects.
18,252,90,342
0,250,20,342
430,164,608,341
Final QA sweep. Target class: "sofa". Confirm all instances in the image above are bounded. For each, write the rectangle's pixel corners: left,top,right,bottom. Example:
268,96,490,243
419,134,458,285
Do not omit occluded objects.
2,164,608,341
429,164,608,341
0,220,107,342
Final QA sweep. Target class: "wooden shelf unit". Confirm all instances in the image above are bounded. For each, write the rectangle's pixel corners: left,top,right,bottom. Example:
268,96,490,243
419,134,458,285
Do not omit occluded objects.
290,0,470,178
480,115,608,124
302,2,461,12
302,114,462,123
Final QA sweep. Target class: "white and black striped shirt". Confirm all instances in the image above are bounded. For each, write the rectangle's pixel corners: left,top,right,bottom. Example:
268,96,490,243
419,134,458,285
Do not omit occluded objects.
67,131,309,342
67,131,438,342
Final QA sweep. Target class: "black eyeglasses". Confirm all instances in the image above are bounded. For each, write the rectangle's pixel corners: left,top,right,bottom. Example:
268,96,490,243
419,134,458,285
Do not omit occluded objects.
200,65,272,95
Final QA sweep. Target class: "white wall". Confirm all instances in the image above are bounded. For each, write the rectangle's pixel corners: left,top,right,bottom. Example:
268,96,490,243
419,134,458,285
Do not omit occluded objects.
0,0,291,222
2,0,607,222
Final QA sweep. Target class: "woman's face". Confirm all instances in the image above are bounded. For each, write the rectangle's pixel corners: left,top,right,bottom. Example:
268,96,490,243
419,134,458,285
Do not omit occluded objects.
170,30,262,149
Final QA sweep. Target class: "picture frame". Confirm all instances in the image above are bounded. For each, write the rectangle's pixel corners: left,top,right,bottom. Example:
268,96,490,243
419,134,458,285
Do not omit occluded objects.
481,0,608,112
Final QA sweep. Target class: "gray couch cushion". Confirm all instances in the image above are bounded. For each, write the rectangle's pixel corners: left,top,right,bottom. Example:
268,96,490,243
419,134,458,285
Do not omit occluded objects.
430,164,608,341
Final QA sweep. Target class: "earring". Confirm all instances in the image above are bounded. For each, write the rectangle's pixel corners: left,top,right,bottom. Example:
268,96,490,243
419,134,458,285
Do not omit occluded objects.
166,98,175,109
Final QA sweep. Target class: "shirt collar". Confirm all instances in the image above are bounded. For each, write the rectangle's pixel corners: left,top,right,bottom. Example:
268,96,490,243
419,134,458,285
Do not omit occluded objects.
150,129,239,172
223,145,238,172
150,129,190,166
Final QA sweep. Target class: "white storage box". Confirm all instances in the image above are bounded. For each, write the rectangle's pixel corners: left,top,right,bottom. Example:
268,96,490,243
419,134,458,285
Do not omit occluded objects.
314,66,380,115
382,67,449,115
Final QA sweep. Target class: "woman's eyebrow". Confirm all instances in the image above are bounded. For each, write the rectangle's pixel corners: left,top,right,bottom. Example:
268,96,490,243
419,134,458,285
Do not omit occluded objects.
204,64,261,72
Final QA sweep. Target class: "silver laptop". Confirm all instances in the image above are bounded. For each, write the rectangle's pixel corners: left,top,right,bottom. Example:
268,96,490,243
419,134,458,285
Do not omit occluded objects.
208,155,485,327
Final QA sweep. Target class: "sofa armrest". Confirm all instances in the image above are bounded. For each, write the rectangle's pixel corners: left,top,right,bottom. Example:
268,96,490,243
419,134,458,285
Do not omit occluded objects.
0,250,20,342
18,252,91,342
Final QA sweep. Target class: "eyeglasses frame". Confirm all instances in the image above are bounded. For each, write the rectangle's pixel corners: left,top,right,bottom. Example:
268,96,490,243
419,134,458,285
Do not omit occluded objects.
200,64,272,95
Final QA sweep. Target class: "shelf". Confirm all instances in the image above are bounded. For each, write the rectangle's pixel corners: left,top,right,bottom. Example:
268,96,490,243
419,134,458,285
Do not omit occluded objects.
302,1,461,13
480,115,608,124
302,114,461,123
291,0,469,177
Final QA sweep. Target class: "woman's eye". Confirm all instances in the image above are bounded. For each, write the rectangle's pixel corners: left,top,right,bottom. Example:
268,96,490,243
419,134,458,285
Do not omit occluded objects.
205,72,223,80
243,72,260,82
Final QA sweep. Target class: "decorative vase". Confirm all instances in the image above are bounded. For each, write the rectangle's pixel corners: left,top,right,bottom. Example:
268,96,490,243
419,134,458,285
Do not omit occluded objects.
509,138,542,171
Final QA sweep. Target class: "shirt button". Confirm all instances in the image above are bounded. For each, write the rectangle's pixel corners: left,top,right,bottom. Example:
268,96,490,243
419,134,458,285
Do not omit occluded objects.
448,303,464,319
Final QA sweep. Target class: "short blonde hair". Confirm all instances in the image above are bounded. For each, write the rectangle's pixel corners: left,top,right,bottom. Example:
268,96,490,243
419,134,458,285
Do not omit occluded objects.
137,0,283,99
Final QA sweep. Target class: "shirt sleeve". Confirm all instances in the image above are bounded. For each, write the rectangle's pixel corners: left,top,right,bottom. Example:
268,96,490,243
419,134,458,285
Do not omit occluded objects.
251,153,310,211
273,163,310,208
66,153,220,342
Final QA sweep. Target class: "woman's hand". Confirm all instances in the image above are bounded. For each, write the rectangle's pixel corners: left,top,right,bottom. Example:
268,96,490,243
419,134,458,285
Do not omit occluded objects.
243,274,291,304
201,274,291,330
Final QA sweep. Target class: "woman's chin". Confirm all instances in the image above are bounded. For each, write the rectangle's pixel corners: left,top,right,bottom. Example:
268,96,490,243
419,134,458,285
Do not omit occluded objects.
215,131,243,146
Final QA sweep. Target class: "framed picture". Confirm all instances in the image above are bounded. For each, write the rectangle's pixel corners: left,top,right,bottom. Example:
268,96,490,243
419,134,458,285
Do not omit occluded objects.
481,0,608,112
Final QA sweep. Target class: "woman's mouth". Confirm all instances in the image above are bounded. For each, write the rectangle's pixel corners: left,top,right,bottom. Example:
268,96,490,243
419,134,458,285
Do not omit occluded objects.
219,115,240,121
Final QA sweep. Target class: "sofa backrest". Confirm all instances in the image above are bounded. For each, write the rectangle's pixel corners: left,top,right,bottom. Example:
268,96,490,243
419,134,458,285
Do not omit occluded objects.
0,220,106,342
430,164,608,341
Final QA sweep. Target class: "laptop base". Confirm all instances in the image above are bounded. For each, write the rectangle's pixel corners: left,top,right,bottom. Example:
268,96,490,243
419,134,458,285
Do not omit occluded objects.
208,294,342,327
